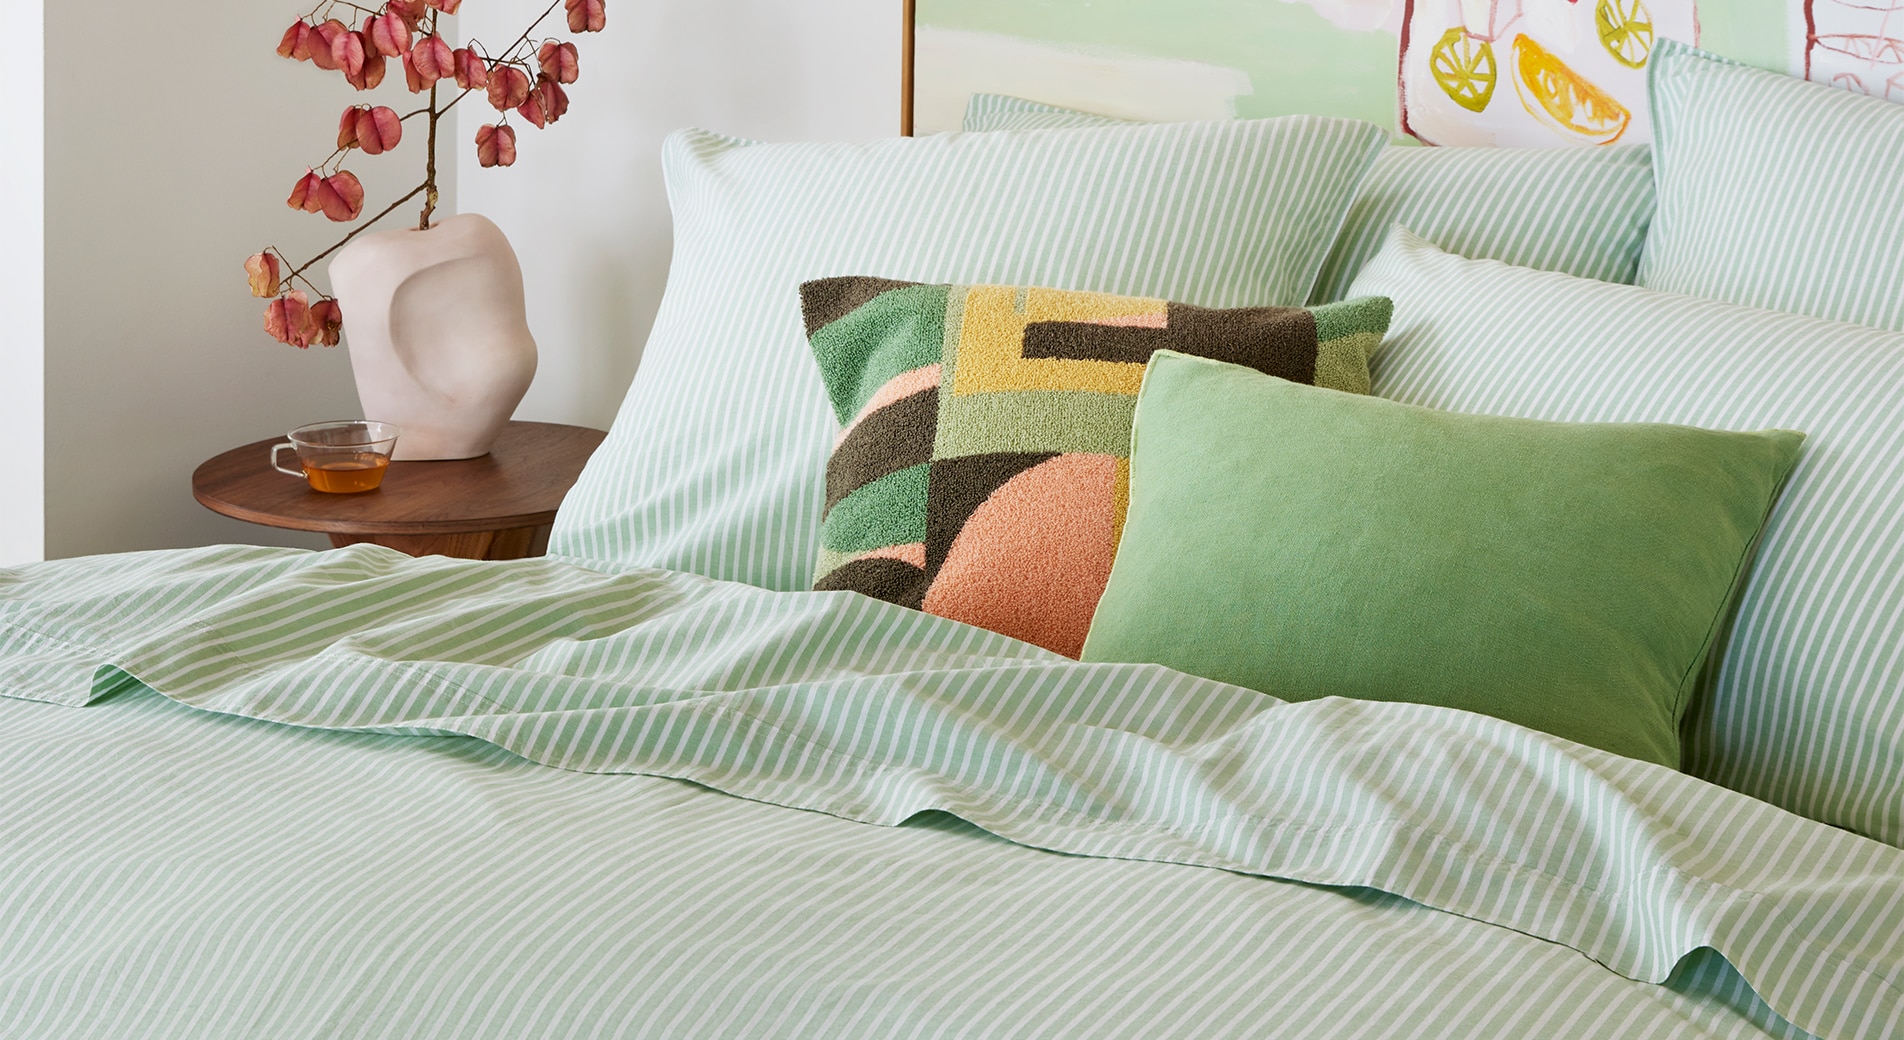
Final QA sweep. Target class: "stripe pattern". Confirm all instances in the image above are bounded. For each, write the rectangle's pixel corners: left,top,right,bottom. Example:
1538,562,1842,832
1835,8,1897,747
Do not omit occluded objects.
960,93,1656,304
1638,40,1904,333
548,121,1386,591
1,544,1902,1037
1352,226,1904,849
0,686,1825,1039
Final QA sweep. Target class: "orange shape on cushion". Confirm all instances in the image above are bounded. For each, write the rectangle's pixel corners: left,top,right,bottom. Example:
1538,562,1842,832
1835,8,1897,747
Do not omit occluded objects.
923,453,1119,658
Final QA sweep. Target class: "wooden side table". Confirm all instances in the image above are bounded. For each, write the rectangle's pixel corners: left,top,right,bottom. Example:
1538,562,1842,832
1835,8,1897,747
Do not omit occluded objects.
193,421,606,560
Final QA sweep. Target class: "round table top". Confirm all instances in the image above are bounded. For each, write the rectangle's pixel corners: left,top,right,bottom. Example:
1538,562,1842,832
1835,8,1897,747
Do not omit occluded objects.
192,421,608,536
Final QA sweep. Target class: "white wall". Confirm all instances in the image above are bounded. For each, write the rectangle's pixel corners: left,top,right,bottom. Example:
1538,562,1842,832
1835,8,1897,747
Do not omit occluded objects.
457,0,899,431
0,0,43,566
42,3,457,558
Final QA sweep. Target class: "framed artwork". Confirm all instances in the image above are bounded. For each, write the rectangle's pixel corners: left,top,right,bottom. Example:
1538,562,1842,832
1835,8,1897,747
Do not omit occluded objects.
904,0,1902,144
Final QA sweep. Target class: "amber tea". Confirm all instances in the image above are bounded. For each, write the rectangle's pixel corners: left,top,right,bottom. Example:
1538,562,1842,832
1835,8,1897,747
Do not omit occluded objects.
271,420,400,493
303,453,392,493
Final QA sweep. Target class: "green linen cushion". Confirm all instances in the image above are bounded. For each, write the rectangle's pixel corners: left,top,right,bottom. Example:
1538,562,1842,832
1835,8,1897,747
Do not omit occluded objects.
960,94,1655,305
1637,40,1904,332
1082,350,1803,768
548,120,1387,590
804,276,1389,658
1350,226,1904,845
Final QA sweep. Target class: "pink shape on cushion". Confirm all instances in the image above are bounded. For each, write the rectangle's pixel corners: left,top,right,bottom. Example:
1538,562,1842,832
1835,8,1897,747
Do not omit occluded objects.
923,453,1119,658
843,543,927,569
1086,312,1167,328
838,364,942,446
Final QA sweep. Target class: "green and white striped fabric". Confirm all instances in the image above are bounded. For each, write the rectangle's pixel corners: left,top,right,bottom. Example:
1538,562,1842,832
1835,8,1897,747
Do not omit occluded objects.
1351,227,1904,848
960,94,1656,304
1638,41,1904,333
2,543,1902,1037
1309,146,1653,304
549,120,1386,590
960,92,1134,131
0,687,1827,1039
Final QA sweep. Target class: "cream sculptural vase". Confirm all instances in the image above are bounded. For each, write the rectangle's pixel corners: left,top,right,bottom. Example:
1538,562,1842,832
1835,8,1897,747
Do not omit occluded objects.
327,213,537,461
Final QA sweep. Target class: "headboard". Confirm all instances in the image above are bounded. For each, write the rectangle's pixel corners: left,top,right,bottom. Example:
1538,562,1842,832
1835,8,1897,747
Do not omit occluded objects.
904,1,1898,146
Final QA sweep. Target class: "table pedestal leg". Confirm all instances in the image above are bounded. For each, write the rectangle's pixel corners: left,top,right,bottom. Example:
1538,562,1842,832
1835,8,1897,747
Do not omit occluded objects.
328,524,552,560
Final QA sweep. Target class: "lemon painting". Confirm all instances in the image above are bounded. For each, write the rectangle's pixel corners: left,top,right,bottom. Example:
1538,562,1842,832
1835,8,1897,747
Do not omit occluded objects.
915,1,1877,146
1400,0,1694,144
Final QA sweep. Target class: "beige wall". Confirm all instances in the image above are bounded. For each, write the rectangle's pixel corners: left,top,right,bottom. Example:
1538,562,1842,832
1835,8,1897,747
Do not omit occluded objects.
457,0,899,433
32,0,896,561
42,2,458,558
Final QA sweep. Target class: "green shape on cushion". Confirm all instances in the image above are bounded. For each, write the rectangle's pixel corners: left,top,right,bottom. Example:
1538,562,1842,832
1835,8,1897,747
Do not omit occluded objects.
1308,297,1389,394
934,390,1138,459
1311,331,1380,397
820,462,930,555
809,284,951,423
1310,295,1393,344
1082,351,1805,768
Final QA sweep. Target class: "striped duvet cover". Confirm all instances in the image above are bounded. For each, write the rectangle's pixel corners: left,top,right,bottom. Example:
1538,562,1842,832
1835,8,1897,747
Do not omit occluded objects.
0,544,1898,1038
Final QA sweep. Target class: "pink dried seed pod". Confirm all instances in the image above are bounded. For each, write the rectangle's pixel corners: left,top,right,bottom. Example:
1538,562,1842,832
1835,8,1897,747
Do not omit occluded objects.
244,253,281,298
538,41,579,83
475,123,517,167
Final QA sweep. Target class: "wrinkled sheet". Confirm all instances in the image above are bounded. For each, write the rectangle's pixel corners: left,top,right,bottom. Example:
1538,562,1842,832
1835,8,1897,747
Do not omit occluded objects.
2,544,1900,1038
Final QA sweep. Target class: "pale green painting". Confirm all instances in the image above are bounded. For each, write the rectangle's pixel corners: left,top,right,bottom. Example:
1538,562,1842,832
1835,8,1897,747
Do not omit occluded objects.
915,0,1891,145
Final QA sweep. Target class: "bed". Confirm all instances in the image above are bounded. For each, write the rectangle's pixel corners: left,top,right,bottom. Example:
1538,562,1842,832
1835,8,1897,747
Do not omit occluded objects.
4,28,1903,1040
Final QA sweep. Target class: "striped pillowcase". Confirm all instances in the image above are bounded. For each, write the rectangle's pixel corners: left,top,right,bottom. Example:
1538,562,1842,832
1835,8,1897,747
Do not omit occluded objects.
548,121,1387,591
1637,40,1904,333
961,94,1655,305
1351,226,1904,848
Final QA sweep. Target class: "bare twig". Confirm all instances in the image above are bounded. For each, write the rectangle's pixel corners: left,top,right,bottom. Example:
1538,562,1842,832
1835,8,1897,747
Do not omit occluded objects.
420,80,440,229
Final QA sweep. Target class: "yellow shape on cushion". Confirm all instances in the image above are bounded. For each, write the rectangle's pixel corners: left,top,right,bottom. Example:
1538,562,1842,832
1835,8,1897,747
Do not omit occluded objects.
1112,456,1130,547
951,285,1168,397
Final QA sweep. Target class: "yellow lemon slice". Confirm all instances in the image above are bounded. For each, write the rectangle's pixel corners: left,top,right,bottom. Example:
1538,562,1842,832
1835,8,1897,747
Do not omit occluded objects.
1430,28,1497,113
1511,34,1631,144
1596,0,1654,69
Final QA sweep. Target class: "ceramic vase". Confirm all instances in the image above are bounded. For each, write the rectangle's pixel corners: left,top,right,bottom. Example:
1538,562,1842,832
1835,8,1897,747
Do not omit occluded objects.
328,213,537,461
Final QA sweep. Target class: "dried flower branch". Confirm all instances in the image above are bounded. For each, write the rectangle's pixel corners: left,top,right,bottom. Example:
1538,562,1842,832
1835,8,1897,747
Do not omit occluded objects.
247,0,605,347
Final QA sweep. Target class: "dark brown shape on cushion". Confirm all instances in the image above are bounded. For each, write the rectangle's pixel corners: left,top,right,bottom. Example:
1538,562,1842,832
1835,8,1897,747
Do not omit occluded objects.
800,276,924,337
825,387,938,513
925,452,1058,577
816,557,930,610
1022,303,1320,384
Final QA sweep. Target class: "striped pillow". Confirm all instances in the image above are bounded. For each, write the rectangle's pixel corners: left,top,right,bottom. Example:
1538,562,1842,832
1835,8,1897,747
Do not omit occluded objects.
1351,226,1904,847
1637,40,1904,333
960,94,1655,305
548,121,1387,591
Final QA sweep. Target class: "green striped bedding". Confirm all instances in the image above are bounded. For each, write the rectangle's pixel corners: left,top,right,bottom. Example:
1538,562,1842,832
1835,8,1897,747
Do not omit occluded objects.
958,93,1656,305
1350,227,1904,849
2,543,1901,1038
1638,41,1904,333
548,120,1385,592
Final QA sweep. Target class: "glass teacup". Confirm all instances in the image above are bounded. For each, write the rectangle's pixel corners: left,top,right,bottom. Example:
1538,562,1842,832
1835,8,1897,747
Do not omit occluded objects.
271,420,401,493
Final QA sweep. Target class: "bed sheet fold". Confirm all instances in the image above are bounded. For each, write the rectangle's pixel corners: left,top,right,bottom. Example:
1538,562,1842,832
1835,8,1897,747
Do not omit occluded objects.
3,544,1900,1039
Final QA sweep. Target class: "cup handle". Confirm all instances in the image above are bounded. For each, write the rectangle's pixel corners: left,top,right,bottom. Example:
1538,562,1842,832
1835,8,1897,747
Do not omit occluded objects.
270,442,304,478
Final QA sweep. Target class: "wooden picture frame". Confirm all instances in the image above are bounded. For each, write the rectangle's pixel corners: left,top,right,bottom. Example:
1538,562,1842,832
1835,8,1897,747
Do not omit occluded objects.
897,2,1823,147
901,0,916,136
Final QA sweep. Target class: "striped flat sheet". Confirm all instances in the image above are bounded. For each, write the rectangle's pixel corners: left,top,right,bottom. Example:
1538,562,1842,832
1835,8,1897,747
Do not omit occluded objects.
2,545,1900,1038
